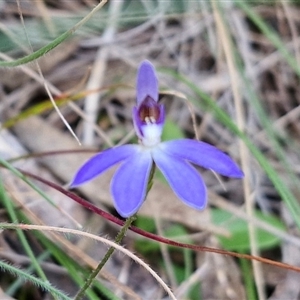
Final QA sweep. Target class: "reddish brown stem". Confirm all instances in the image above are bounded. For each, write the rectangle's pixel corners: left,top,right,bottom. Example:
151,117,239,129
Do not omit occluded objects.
17,169,300,274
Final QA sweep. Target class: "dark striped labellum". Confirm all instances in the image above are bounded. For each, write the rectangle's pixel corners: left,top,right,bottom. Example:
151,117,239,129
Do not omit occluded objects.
138,96,160,123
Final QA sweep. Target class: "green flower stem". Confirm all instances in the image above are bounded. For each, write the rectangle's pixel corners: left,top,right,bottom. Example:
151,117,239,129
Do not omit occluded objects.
74,165,156,300
74,215,136,300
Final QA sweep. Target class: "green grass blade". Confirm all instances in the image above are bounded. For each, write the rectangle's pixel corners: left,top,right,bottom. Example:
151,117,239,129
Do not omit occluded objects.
237,1,300,77
0,178,52,294
6,251,51,296
162,69,300,229
0,1,107,68
0,260,71,300
0,29,71,67
240,256,257,300
214,2,300,221
37,235,118,300
0,157,75,220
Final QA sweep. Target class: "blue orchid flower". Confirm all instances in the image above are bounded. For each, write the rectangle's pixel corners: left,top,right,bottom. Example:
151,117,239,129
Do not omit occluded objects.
71,60,243,217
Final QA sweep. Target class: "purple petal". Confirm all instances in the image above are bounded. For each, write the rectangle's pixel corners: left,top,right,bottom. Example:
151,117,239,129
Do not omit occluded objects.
136,60,158,105
152,148,207,210
159,139,244,178
111,150,153,217
70,145,139,187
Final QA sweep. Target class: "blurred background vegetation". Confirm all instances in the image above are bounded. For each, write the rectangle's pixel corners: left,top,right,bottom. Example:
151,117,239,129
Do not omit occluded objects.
1,0,300,299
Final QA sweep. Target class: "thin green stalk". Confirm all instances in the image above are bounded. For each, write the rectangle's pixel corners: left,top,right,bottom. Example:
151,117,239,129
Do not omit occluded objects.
74,165,156,300
240,255,257,300
74,215,136,300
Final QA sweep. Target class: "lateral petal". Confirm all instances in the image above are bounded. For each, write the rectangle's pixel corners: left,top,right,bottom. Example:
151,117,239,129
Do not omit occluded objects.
136,60,158,105
111,149,153,217
70,145,139,187
152,148,207,210
159,139,244,178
